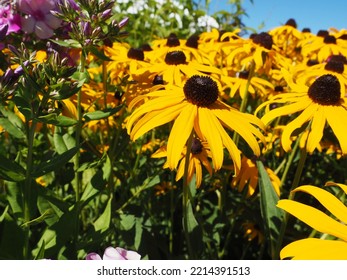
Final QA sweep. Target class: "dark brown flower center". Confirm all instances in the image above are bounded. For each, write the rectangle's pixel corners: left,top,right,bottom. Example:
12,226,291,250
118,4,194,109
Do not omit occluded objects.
302,28,311,33
183,75,219,107
238,70,249,79
186,34,199,49
252,32,273,50
274,85,284,92
191,138,203,154
327,54,347,64
308,74,341,105
285,18,297,28
324,35,337,44
127,48,144,61
324,60,344,74
317,30,329,37
166,33,180,47
153,75,164,85
141,43,153,51
307,59,319,66
338,34,347,40
165,51,187,65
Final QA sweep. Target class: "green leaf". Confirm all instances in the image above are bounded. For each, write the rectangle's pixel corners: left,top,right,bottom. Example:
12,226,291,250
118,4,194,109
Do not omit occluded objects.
13,95,32,121
53,126,68,154
256,160,284,260
37,114,78,127
34,240,45,260
0,106,25,139
88,46,112,61
93,197,112,233
0,205,9,222
52,39,82,48
83,106,123,121
49,83,81,100
21,209,55,228
32,147,78,178
0,154,26,182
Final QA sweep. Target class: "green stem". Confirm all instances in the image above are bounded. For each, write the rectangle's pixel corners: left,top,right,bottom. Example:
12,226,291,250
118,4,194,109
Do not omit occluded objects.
23,119,38,259
182,131,195,259
233,62,255,144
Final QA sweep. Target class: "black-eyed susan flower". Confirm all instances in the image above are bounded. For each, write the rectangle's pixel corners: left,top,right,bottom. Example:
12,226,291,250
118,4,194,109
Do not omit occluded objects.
152,138,213,188
257,70,347,154
134,49,221,86
300,31,347,63
277,182,347,259
220,69,274,99
231,156,280,197
269,19,303,59
126,75,265,174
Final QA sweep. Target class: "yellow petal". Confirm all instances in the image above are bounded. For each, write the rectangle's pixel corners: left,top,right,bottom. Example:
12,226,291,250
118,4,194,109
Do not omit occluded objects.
325,105,347,154
325,182,347,195
280,238,347,260
281,103,317,152
130,103,184,140
277,199,347,241
306,106,326,153
261,98,311,126
198,108,224,170
167,105,196,169
293,185,347,224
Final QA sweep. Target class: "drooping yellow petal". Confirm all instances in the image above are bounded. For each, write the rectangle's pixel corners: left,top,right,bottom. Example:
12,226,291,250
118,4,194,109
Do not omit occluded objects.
325,105,347,154
130,103,185,140
292,185,347,224
126,94,184,134
261,98,311,126
214,108,263,156
325,182,347,195
198,108,224,170
167,104,197,169
306,106,326,153
281,103,317,152
277,199,347,241
280,238,347,260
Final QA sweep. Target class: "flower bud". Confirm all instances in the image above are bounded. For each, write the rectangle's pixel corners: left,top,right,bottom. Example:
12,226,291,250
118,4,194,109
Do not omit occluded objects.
0,24,8,41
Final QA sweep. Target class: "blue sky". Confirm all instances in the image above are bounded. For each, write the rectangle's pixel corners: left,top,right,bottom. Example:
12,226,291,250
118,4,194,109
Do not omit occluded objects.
209,0,346,34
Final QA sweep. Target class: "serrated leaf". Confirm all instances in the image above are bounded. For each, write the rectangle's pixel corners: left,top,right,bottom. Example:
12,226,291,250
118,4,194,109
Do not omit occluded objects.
37,113,78,127
83,106,123,121
32,147,78,178
256,160,284,259
0,154,26,182
93,198,112,233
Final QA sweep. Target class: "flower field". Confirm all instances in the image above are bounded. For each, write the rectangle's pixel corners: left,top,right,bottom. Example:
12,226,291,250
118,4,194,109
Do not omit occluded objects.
1,0,347,260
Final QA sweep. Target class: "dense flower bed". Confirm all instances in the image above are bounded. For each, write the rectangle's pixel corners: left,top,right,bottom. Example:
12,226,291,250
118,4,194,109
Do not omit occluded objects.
1,0,347,260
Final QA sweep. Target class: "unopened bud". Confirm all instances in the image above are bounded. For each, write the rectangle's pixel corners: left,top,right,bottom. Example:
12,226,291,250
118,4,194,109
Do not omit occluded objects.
0,24,8,41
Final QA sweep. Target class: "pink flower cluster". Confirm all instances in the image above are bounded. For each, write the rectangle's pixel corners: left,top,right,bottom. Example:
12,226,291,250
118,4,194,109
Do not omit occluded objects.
0,0,76,39
86,246,141,260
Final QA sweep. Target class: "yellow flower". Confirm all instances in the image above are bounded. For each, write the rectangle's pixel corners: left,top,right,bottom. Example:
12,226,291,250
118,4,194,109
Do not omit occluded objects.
257,69,347,154
231,156,280,197
126,75,265,174
301,31,347,62
220,69,274,99
152,138,213,188
242,222,264,244
277,182,347,260
134,49,221,87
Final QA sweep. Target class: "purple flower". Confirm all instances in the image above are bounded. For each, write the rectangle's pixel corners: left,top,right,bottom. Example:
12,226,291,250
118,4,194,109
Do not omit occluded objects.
19,0,62,39
0,4,21,34
86,247,141,260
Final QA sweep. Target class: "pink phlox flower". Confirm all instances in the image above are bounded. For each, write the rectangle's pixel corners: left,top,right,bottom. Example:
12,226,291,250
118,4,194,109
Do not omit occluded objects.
86,247,141,260
19,0,62,39
0,4,21,34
